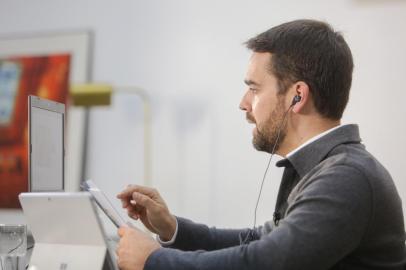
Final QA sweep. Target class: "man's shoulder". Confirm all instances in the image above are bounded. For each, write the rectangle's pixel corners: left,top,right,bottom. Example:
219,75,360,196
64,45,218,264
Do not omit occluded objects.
303,142,401,212
319,142,392,184
295,142,394,201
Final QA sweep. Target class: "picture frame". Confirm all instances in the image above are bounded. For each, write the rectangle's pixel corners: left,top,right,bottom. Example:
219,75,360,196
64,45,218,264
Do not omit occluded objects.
0,31,92,209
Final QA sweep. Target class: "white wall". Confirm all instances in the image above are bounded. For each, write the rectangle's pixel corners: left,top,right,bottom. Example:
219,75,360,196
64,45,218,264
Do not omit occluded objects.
0,0,405,230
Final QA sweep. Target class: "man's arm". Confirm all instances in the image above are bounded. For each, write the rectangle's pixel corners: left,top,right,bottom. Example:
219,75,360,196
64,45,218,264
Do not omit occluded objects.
144,165,373,270
165,217,262,251
117,184,263,251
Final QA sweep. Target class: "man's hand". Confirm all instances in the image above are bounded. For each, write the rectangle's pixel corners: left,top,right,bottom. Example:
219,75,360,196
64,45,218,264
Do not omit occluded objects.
116,226,160,270
117,185,177,241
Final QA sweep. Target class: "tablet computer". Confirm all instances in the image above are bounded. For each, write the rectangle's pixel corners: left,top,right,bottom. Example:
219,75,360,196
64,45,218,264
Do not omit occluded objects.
82,180,129,228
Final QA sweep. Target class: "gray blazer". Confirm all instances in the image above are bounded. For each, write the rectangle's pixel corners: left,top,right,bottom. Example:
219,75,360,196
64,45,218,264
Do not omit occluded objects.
145,124,405,270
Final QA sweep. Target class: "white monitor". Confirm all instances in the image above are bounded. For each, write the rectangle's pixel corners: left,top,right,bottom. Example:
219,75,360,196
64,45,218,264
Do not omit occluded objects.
28,95,65,191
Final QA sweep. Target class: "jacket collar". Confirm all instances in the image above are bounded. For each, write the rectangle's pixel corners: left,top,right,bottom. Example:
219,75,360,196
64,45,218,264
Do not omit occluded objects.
276,124,362,177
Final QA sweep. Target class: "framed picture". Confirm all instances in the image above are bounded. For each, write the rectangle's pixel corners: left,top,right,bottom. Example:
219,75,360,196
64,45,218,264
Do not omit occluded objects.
0,31,92,208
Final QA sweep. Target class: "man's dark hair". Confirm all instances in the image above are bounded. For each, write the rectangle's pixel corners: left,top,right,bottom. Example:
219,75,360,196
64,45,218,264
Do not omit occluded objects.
246,19,353,120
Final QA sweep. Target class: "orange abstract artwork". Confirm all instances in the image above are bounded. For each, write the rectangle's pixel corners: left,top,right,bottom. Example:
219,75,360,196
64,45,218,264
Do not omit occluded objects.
0,54,70,208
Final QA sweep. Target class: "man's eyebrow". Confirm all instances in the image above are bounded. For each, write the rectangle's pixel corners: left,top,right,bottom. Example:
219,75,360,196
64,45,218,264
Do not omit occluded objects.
244,79,260,86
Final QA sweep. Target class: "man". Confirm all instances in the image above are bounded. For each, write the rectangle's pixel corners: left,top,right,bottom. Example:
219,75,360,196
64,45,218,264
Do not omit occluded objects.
116,19,406,270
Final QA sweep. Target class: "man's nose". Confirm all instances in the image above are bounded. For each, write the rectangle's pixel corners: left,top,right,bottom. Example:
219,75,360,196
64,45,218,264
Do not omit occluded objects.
239,91,252,112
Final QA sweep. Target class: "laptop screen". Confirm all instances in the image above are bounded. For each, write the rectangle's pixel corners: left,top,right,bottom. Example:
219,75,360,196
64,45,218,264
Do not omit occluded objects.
29,95,65,191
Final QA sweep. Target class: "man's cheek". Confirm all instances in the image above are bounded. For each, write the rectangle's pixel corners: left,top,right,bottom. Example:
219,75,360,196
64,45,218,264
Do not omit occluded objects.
252,95,259,111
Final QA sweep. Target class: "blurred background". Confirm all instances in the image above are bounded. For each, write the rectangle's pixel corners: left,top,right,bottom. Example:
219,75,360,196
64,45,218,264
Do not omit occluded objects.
0,0,405,234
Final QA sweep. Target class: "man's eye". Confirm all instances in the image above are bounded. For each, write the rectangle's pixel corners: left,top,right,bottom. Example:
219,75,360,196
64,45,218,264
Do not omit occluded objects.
250,88,258,93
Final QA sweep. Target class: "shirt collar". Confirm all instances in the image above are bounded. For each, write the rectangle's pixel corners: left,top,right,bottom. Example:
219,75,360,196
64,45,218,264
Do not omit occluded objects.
276,124,362,178
286,124,344,158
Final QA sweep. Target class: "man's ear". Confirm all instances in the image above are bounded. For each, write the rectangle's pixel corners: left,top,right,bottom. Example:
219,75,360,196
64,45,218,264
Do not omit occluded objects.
291,81,310,114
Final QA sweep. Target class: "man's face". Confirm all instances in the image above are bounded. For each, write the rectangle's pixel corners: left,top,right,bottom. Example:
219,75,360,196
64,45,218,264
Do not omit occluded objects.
239,52,288,153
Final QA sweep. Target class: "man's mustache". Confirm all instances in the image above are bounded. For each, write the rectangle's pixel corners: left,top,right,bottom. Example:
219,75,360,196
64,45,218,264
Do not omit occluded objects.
246,113,256,123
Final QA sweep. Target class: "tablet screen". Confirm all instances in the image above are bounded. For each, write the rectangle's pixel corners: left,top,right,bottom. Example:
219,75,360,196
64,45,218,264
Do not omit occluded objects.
83,180,128,228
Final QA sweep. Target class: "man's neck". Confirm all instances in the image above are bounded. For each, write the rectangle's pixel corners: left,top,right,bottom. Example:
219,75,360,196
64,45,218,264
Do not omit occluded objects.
278,118,341,157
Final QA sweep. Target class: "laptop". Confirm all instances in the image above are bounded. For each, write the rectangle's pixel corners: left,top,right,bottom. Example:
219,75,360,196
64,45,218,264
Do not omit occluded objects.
19,192,119,270
28,95,65,192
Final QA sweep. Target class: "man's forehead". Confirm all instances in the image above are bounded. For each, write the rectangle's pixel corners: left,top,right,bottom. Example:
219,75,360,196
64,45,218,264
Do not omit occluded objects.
245,52,273,83
250,52,272,65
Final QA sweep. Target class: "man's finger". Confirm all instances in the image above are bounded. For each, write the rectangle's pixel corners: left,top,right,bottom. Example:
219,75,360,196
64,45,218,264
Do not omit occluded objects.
130,185,159,198
118,226,128,237
120,198,129,208
126,202,144,214
132,191,156,209
117,184,138,199
127,209,140,220
118,225,141,236
119,185,157,198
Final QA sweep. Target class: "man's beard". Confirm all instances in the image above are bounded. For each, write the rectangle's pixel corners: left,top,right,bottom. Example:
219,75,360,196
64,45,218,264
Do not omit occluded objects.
250,96,287,154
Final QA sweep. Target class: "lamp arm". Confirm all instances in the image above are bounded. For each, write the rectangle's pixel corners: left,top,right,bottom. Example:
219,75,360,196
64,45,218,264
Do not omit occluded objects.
114,86,152,188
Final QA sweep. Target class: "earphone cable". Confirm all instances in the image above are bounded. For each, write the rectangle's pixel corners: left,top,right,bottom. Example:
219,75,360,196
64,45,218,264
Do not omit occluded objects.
252,104,294,230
